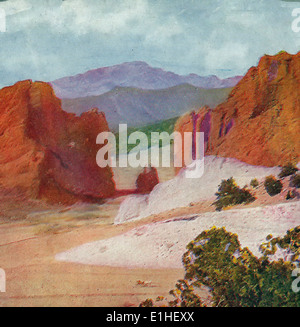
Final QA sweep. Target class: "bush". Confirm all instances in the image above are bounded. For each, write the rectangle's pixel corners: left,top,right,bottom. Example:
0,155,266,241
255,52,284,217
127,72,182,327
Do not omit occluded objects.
279,163,298,178
213,177,255,211
264,175,283,196
141,226,300,307
291,173,300,188
286,190,296,200
250,178,259,188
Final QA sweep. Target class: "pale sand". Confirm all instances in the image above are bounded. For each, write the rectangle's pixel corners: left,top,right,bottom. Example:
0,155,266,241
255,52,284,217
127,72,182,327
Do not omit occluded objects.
0,216,183,307
0,160,299,307
57,201,300,269
115,156,282,223
1,195,299,306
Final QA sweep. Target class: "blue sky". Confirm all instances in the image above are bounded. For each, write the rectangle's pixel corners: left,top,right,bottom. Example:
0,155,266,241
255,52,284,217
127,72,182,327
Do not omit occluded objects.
0,0,300,88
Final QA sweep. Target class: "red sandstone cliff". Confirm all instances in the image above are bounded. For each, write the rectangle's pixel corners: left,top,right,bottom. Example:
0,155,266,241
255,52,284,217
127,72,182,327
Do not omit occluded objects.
0,80,115,204
175,51,300,168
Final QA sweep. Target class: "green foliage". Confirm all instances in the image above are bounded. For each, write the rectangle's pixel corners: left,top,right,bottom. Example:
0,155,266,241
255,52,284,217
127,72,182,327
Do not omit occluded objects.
141,226,300,307
291,173,300,188
264,175,283,196
286,190,296,200
183,227,262,307
250,178,259,188
115,117,178,154
213,177,256,211
168,280,204,307
139,299,154,307
260,226,300,262
276,50,288,55
279,163,298,178
183,226,300,307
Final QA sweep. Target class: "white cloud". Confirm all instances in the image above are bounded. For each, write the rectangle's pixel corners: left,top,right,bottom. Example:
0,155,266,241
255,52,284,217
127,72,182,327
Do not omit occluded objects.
0,0,31,16
6,0,183,43
1,0,300,85
204,42,249,71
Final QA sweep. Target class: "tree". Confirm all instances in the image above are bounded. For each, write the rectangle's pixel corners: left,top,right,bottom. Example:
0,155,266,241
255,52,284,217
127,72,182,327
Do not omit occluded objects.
250,178,259,188
291,173,300,188
141,226,300,307
264,175,283,196
213,177,255,211
279,163,298,179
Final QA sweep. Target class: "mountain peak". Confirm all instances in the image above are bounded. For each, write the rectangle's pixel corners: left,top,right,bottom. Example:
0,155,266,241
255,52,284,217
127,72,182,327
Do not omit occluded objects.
50,62,242,99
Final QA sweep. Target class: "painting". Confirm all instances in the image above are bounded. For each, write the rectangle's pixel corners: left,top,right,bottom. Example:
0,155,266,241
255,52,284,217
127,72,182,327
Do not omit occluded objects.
0,0,299,309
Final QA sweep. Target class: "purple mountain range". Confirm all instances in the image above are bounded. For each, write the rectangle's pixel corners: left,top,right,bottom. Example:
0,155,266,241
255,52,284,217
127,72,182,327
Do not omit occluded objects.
50,61,242,99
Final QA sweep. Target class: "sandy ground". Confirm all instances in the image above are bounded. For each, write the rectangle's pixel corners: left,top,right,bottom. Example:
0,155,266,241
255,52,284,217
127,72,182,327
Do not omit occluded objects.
0,208,184,307
57,201,300,268
0,160,299,307
0,165,181,307
0,189,299,306
115,156,283,223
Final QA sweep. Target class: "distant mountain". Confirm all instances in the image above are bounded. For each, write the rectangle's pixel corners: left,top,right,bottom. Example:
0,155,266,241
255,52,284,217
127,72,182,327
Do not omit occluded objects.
50,61,242,99
61,84,232,131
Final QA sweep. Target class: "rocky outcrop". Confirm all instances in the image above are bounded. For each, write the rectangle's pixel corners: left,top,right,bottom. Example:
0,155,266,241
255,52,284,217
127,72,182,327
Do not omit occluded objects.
175,51,300,168
0,80,115,204
136,167,159,194
174,106,211,173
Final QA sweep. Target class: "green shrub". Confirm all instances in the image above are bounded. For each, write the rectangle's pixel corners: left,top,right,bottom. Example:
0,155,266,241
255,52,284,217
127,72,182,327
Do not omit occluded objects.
141,226,300,307
279,163,298,178
286,190,296,200
213,177,255,211
139,299,154,307
291,173,300,188
250,178,259,188
264,175,283,196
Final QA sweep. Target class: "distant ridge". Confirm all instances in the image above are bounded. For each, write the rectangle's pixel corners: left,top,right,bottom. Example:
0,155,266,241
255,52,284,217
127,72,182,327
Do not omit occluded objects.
61,84,232,130
50,61,242,99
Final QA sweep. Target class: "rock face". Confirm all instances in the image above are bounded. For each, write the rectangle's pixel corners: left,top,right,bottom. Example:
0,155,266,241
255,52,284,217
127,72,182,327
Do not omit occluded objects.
0,80,115,204
174,106,211,174
175,52,300,168
136,167,159,194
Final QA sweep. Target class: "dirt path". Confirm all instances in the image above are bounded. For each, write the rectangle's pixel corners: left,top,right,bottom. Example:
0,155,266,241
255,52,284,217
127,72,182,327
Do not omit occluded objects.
0,219,183,307
0,171,297,307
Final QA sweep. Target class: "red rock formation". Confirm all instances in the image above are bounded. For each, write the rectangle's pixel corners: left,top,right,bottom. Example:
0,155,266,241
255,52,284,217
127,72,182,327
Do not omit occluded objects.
175,51,300,169
136,167,159,194
174,106,211,174
0,80,115,204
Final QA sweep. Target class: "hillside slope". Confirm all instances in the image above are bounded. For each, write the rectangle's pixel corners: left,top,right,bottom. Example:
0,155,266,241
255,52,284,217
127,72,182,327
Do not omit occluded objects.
62,84,232,130
51,61,242,99
57,201,300,269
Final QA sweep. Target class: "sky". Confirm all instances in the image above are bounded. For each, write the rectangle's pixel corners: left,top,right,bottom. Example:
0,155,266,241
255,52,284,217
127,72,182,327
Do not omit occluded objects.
0,0,300,88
